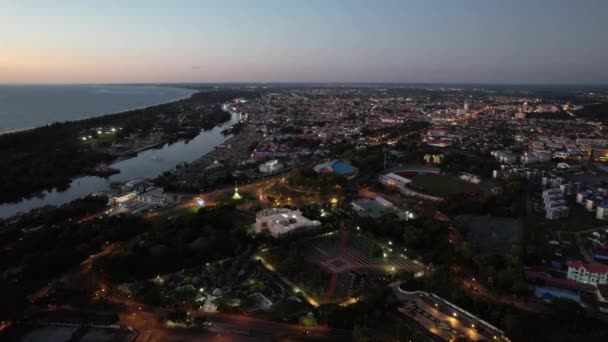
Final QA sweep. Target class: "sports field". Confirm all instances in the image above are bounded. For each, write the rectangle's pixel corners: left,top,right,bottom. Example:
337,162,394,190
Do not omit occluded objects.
410,173,477,197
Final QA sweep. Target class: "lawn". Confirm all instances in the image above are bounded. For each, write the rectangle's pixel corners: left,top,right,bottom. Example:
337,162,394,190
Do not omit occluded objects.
410,174,477,197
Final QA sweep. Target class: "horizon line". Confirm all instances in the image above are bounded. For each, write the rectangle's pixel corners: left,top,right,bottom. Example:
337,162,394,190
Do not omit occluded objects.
1,81,608,87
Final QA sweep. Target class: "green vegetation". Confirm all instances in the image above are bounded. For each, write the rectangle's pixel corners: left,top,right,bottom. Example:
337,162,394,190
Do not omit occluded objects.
314,287,429,341
576,102,608,121
96,205,254,282
288,167,348,190
2,214,149,287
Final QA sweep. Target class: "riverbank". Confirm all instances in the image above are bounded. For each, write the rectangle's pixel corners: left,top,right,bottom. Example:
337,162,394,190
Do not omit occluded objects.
0,89,261,206
0,112,244,219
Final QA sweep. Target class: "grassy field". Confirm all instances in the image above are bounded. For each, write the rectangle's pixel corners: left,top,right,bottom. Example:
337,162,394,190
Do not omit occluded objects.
410,174,477,197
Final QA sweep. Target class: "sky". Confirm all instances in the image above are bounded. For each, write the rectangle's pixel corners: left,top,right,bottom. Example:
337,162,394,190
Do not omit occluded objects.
1,0,607,84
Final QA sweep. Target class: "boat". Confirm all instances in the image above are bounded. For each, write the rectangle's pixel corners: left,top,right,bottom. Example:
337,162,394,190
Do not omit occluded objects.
89,164,120,177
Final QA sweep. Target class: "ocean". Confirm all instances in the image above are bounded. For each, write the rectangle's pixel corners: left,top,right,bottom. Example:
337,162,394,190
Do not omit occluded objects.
0,84,196,133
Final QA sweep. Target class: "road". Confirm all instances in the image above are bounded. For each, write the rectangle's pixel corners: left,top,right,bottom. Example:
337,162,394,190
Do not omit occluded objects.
458,277,542,313
394,289,509,342
110,292,348,341
146,174,289,219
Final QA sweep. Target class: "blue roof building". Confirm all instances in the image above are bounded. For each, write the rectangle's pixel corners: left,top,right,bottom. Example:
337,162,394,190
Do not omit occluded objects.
313,159,358,178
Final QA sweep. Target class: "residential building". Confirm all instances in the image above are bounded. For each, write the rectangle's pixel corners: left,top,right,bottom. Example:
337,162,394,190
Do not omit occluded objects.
566,260,608,285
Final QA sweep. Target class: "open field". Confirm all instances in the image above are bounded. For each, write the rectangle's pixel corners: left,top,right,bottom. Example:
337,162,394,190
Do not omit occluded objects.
457,215,521,256
410,174,478,197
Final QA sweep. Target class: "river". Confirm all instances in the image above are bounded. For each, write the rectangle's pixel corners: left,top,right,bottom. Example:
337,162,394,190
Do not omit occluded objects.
0,109,242,218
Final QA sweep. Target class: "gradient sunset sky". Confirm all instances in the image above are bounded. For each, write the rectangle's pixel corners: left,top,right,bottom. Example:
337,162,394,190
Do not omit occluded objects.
1,0,607,84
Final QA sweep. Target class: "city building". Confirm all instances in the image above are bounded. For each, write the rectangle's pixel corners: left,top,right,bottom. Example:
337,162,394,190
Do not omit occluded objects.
546,206,569,220
566,260,608,285
254,208,321,238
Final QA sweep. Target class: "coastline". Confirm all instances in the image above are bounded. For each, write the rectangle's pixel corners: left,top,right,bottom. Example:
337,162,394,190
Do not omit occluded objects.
0,85,198,136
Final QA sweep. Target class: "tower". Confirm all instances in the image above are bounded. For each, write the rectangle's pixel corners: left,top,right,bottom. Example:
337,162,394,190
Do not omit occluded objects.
232,181,242,200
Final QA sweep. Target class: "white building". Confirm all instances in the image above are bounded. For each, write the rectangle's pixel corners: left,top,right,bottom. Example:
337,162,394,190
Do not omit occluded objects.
379,173,412,193
112,191,136,205
254,208,321,238
543,188,569,220
521,153,538,165
597,203,608,220
137,188,169,206
546,206,569,220
542,188,562,199
566,260,608,285
259,159,284,174
459,172,481,184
